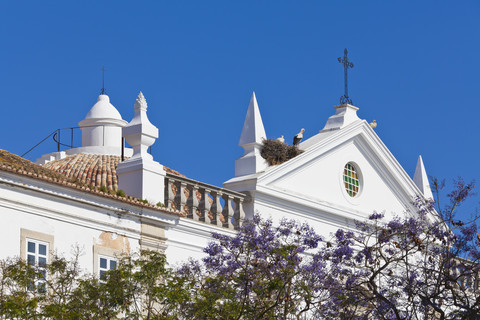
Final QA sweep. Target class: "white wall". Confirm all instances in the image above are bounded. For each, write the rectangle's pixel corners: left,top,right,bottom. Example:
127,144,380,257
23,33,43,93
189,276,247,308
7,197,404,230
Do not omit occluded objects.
0,173,142,273
0,171,236,272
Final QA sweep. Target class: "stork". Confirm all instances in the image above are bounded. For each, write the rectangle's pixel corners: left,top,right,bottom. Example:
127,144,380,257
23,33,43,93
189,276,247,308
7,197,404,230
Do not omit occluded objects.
276,135,285,143
293,129,305,146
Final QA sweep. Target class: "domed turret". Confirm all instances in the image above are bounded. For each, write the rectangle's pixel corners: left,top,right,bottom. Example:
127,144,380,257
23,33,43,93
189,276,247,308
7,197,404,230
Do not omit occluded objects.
78,94,127,149
83,94,123,121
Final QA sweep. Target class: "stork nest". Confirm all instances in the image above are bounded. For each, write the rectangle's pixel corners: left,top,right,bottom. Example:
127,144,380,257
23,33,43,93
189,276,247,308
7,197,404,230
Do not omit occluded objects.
261,139,304,166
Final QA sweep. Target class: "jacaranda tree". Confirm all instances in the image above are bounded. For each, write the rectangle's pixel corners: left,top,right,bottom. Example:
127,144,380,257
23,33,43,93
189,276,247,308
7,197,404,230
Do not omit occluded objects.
174,215,334,319
176,179,480,319
319,178,480,319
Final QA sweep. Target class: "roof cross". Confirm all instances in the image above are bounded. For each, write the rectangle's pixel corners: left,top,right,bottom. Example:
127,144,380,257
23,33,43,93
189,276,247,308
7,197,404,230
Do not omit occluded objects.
338,48,354,105
101,66,106,95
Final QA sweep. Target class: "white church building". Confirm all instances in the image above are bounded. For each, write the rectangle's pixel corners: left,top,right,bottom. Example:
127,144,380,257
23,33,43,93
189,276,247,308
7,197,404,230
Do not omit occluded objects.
0,88,434,278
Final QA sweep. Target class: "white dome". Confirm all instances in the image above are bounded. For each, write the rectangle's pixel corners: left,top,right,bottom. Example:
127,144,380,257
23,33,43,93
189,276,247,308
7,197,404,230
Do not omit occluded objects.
78,94,127,149
84,94,123,120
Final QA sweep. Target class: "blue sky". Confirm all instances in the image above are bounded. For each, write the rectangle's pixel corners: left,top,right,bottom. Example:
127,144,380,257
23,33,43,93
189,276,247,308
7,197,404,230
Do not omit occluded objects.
1,1,479,215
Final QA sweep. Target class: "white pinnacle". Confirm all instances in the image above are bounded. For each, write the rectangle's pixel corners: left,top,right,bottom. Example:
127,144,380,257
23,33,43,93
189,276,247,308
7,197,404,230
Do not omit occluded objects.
234,92,268,177
239,92,267,147
413,155,434,200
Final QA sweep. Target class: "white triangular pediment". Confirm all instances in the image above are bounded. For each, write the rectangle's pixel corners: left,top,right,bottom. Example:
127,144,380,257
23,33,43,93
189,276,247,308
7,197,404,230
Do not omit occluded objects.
256,120,426,221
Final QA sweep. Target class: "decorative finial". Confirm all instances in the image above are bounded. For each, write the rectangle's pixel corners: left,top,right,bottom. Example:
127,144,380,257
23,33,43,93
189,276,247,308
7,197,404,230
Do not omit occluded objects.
338,48,354,105
101,66,106,95
134,91,148,110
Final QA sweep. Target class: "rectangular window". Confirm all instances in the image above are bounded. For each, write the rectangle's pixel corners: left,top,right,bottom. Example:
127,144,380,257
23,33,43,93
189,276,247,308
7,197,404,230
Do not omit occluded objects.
26,239,48,292
98,255,117,280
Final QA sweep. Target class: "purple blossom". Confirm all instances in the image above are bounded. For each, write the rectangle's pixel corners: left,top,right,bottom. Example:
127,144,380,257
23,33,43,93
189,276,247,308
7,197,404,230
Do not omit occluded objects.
335,229,346,241
333,245,354,262
173,181,480,319
387,218,403,232
460,224,477,241
369,212,385,220
448,178,475,203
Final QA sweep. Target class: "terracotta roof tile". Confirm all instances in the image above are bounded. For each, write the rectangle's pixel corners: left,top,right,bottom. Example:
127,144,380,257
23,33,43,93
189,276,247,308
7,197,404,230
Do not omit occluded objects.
0,149,70,182
44,154,121,191
43,153,185,192
0,150,184,216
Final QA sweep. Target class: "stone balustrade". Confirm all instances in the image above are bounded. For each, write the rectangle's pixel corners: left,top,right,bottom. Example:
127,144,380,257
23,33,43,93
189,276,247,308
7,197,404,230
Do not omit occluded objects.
165,173,246,230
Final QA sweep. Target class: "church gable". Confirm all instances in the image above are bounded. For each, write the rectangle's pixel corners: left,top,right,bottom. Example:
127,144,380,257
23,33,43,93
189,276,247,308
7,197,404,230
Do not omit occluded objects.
258,121,421,220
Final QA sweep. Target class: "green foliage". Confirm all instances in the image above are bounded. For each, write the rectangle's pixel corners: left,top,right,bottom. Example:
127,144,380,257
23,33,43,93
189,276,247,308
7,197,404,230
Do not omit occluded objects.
2,179,478,320
261,139,303,166
116,189,126,197
0,250,188,320
100,185,108,193
0,259,42,319
156,201,165,207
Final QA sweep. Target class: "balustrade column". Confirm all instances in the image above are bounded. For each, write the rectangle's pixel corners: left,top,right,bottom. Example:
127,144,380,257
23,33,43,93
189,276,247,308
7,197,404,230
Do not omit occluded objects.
233,197,246,229
165,178,175,209
187,185,200,220
165,173,246,229
174,181,187,213
199,188,212,224
210,191,223,227
222,194,235,229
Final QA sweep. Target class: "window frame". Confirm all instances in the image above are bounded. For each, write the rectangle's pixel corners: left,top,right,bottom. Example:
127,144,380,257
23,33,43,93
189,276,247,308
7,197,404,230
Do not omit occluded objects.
339,162,363,204
20,229,54,292
343,163,360,197
20,229,54,262
93,245,121,279
98,255,117,280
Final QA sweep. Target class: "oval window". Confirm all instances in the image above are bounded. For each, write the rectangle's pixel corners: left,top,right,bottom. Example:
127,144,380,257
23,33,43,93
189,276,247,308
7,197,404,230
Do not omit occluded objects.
343,163,360,197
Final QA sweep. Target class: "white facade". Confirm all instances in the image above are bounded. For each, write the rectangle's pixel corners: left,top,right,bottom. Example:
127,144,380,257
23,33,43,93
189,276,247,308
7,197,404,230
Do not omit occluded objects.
0,90,436,273
225,101,437,235
0,165,235,269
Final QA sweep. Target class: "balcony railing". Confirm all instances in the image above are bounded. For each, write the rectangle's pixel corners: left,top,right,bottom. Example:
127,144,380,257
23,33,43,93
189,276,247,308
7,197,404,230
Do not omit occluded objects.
165,173,246,230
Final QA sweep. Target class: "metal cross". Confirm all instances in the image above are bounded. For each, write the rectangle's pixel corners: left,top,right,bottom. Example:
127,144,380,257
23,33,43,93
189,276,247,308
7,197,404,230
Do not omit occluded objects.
101,66,106,95
338,48,354,105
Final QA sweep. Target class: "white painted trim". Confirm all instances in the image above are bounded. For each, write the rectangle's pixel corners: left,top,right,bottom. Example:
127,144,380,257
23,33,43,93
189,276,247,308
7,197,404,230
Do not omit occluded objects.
20,229,54,262
257,121,423,214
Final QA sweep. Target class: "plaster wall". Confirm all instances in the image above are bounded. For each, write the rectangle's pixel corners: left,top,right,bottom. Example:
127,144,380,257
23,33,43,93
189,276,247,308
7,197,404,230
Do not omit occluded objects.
164,218,237,266
81,125,123,148
252,198,348,238
0,176,143,273
0,171,230,272
269,139,408,222
116,157,166,204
